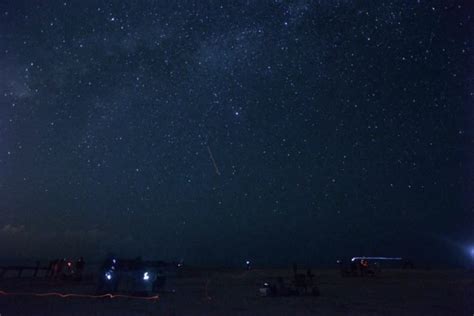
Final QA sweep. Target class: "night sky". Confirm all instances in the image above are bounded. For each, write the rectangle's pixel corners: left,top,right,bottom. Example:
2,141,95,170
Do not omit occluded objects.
0,1,472,266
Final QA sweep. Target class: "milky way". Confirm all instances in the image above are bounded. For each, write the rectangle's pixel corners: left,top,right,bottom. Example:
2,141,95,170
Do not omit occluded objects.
0,1,471,266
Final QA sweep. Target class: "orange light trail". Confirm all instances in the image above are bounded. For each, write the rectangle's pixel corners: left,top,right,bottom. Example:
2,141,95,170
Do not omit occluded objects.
0,290,159,301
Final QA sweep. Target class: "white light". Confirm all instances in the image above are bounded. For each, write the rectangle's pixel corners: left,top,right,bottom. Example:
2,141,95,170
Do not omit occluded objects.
351,256,402,262
143,272,150,281
105,271,112,280
246,260,250,265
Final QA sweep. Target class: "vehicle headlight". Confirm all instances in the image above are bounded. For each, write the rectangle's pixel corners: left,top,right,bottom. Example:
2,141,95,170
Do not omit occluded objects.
143,271,150,281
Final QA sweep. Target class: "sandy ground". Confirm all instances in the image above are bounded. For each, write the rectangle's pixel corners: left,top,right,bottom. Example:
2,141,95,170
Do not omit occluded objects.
0,269,472,315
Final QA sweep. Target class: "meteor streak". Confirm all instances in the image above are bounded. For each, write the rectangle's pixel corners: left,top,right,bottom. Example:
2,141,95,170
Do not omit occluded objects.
207,145,221,176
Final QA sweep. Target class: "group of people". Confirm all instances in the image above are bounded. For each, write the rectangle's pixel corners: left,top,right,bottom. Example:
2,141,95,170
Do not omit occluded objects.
96,256,167,295
47,257,85,281
261,264,320,297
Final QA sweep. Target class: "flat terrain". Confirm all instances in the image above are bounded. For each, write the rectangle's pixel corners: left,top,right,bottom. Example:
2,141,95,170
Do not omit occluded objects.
0,269,472,315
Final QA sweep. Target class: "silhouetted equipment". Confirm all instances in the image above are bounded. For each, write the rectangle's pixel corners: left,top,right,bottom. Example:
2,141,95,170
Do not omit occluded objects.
0,262,48,279
259,265,320,297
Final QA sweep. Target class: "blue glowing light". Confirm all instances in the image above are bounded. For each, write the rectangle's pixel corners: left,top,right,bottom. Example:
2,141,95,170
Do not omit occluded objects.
105,271,112,280
143,272,150,281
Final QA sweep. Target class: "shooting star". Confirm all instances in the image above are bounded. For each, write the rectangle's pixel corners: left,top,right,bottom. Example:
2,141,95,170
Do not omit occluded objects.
207,145,221,176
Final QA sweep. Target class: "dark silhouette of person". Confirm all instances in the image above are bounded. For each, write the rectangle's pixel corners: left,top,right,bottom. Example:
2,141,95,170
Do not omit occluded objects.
47,259,57,278
337,259,349,277
132,257,144,279
97,255,118,294
276,277,288,296
306,268,314,284
153,270,166,292
350,260,358,276
75,257,85,281
359,259,369,276
53,259,65,280
245,260,251,270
